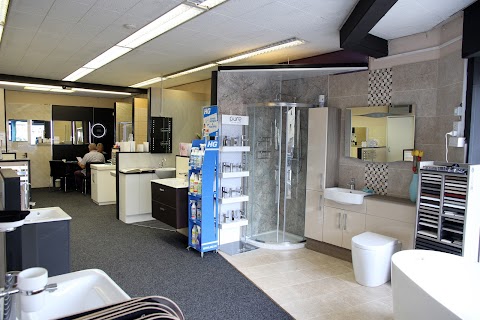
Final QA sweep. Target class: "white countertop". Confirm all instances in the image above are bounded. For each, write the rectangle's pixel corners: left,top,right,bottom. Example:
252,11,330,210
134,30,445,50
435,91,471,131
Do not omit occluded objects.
91,163,116,171
24,207,72,224
151,178,188,189
119,167,157,174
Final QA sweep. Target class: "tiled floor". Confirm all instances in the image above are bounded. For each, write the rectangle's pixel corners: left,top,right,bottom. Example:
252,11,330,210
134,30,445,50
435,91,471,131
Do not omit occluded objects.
220,248,394,320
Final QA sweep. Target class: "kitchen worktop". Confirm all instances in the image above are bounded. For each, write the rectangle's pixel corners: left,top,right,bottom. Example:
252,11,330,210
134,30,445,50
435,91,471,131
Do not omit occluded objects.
151,178,188,189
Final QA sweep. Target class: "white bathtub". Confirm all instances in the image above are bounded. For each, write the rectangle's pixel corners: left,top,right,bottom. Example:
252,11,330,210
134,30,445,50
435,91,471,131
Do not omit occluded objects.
391,250,480,320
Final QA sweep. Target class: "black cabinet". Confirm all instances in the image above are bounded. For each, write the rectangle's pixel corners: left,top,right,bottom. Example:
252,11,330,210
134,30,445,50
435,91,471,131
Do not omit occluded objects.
6,220,70,276
150,117,172,153
151,182,187,228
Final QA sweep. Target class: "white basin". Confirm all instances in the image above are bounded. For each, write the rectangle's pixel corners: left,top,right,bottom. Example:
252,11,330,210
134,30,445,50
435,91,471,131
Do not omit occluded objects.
23,269,130,319
324,187,373,205
24,207,72,224
155,167,176,179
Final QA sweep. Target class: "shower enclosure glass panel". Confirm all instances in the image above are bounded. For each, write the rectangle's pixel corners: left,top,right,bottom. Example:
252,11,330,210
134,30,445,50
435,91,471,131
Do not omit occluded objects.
247,103,309,245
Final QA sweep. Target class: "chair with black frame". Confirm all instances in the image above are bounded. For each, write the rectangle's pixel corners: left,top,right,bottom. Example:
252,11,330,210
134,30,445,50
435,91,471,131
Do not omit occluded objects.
81,162,103,195
49,160,67,192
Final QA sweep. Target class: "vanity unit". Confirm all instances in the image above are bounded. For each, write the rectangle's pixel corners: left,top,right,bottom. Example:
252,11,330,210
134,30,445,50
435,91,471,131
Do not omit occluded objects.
151,179,188,229
307,190,416,255
118,170,157,224
91,163,116,205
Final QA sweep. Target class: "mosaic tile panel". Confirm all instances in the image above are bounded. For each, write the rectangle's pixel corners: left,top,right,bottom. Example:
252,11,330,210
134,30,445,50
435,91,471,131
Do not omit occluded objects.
365,163,388,195
368,68,392,106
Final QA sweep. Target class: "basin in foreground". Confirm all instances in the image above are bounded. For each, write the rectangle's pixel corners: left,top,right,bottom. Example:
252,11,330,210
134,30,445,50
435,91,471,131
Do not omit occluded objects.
155,167,176,179
324,187,372,205
25,269,130,319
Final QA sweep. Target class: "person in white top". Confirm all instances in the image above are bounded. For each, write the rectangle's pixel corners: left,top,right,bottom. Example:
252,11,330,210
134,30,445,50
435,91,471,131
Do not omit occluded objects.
74,143,105,191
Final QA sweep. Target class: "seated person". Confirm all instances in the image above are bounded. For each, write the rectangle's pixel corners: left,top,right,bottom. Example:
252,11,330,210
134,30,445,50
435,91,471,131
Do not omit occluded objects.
74,143,105,190
97,143,108,158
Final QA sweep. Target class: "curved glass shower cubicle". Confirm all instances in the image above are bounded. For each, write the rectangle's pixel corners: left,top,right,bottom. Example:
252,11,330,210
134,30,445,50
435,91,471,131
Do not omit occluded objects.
247,102,312,248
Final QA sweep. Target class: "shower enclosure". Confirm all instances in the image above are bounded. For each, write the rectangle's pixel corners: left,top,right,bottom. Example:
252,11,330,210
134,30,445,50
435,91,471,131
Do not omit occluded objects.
246,102,312,247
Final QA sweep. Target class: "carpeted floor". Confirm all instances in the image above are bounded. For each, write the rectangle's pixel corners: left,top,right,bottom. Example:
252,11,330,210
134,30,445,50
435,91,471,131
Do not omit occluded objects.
31,188,293,320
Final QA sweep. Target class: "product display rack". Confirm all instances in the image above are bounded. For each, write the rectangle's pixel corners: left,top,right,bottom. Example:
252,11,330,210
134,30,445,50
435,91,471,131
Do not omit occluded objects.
414,161,480,261
187,139,219,257
218,115,256,255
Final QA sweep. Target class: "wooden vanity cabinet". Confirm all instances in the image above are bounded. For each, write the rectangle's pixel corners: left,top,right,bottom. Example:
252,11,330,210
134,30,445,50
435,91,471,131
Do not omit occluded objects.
151,182,188,228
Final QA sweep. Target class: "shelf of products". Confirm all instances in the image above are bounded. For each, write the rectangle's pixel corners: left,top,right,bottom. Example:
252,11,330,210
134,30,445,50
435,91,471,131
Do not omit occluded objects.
414,162,480,260
217,114,252,254
187,139,219,257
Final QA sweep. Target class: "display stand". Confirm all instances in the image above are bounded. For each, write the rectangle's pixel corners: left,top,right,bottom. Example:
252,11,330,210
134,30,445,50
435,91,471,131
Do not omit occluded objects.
218,115,257,255
414,162,480,262
187,139,219,257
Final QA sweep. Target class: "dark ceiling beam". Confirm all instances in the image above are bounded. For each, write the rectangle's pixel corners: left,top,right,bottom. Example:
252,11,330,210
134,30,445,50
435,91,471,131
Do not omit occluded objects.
0,74,148,95
340,0,398,58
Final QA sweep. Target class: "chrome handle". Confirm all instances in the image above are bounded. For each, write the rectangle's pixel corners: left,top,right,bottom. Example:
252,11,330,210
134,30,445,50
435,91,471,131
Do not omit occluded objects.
343,213,347,231
159,188,165,192
337,212,341,229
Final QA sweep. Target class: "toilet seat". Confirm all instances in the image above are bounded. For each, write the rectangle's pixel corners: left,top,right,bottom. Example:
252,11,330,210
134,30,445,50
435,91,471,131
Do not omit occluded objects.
352,231,399,250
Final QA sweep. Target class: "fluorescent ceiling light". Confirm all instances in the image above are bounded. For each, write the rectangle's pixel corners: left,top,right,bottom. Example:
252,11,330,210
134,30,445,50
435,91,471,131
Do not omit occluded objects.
118,4,203,49
130,77,164,88
84,46,131,69
24,86,51,91
0,0,10,44
216,38,305,64
196,0,228,9
63,67,95,82
165,63,217,79
72,88,132,96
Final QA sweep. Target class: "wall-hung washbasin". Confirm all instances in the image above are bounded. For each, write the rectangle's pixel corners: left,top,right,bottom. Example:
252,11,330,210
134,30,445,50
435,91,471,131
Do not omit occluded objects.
324,187,373,205
155,167,176,179
26,269,130,319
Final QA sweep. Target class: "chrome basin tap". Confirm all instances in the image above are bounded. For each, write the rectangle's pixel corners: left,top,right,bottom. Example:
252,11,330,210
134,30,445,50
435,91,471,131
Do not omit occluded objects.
159,158,166,168
347,178,356,190
1,271,58,320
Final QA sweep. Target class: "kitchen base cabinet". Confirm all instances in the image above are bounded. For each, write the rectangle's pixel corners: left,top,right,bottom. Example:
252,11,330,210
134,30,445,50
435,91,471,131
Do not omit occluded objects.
151,180,188,229
323,206,365,250
91,164,116,205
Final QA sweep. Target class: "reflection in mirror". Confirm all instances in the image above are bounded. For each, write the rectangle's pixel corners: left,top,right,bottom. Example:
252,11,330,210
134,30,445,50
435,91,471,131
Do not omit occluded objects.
53,120,72,144
115,102,133,142
30,120,51,145
345,105,415,162
8,119,28,142
73,121,85,144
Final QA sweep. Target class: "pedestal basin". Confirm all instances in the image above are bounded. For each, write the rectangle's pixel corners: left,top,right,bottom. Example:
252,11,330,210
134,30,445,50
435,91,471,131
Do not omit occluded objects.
21,269,130,319
324,187,373,205
155,167,176,179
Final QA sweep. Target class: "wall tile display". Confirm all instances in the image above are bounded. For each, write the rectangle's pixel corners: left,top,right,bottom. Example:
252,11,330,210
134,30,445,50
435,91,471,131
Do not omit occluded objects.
365,163,388,195
368,68,392,106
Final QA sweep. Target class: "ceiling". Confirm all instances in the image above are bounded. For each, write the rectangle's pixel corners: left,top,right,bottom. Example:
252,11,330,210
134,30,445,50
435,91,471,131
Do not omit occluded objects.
0,0,476,92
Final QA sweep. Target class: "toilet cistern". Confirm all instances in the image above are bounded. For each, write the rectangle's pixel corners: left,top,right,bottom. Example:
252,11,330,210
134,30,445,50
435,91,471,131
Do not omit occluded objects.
348,178,356,190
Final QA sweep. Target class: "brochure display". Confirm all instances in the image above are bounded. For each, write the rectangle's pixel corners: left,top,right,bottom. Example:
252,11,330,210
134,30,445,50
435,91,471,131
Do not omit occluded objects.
187,139,219,257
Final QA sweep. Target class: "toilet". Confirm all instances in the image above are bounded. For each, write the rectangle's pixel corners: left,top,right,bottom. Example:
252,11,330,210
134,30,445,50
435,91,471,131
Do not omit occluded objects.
351,232,401,287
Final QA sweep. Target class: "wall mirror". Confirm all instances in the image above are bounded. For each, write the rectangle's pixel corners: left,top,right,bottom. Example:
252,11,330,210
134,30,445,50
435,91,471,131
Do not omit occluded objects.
345,105,415,162
30,120,51,145
115,101,133,142
8,119,28,142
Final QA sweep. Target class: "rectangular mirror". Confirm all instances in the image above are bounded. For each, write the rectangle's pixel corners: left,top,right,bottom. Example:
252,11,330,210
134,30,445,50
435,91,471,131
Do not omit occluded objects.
345,105,415,162
30,120,51,145
115,102,133,142
53,120,72,144
8,119,28,142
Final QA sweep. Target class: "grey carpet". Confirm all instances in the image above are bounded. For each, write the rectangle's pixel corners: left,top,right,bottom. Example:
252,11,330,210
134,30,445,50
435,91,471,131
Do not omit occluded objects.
31,189,293,320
